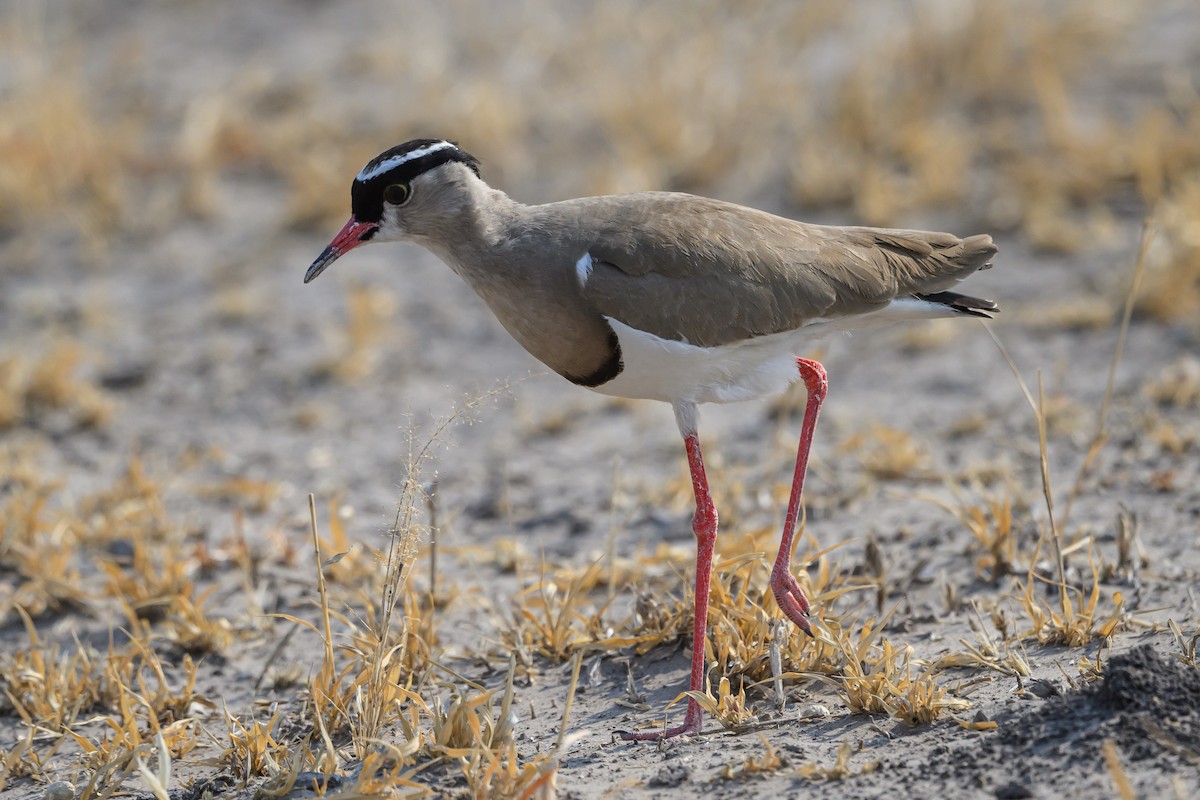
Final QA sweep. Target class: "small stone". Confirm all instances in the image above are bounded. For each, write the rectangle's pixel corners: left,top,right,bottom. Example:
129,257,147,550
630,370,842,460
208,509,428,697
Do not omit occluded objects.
797,703,831,720
45,781,76,800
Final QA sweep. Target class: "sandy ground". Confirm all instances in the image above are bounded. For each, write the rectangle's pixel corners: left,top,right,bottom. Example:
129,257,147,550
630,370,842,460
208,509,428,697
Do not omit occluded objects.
2,2,1200,799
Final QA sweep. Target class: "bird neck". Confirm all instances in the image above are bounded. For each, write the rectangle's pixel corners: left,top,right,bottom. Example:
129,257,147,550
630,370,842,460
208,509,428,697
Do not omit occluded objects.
408,178,622,388
415,177,521,276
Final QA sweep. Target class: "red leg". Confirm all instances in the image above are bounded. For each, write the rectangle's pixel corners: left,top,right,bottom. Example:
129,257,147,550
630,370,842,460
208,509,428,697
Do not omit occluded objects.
770,358,828,636
620,431,717,740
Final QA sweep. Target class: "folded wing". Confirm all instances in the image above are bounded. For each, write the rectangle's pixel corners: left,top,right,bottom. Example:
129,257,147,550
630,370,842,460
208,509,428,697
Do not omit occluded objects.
578,194,997,347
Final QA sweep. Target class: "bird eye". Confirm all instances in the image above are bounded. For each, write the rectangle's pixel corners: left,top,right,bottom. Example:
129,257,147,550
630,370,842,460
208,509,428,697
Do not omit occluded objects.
383,183,411,205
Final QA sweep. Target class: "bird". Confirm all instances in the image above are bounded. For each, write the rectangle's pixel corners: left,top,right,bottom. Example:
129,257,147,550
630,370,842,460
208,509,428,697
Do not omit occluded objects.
304,138,998,740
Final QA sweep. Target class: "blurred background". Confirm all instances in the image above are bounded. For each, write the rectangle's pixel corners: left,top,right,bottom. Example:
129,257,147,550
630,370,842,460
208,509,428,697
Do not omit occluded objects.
3,0,1198,274
3,0,1199,564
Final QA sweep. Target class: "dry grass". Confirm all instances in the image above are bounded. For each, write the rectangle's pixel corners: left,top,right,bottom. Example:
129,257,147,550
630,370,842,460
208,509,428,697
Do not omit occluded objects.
963,226,1156,654
719,735,788,781
2,614,114,732
806,613,971,724
1136,177,1200,325
197,399,576,797
0,330,1188,794
7,409,537,796
1102,739,1136,800
0,454,188,624
197,477,282,514
1016,555,1125,648
39,324,1175,776
0,342,114,432
934,603,1032,679
488,518,984,736
1147,356,1200,409
314,283,402,383
0,65,134,262
840,423,931,482
793,741,880,782
1168,620,1199,669
946,490,1022,580
0,456,260,793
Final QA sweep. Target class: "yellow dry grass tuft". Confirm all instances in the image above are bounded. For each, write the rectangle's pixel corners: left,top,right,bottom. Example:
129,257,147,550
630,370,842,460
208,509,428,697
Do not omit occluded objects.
719,735,788,781
684,675,758,732
74,458,172,544
229,395,601,798
934,604,1031,679
1136,175,1200,324
315,283,402,384
1167,620,1199,669
197,477,282,514
926,488,1024,580
0,728,51,790
793,741,880,781
840,424,930,482
960,493,1020,580
1016,563,1125,649
1146,356,1200,409
0,66,136,261
0,342,114,432
811,614,970,724
1,613,111,732
499,562,617,665
219,708,290,781
1,611,209,795
0,484,89,620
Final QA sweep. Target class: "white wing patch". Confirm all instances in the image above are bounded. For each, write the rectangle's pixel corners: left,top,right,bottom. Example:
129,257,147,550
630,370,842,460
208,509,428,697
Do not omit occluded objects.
575,253,594,288
357,141,455,182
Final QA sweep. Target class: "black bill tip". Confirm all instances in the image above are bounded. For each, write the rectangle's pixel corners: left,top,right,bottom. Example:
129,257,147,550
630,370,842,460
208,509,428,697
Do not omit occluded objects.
304,247,338,284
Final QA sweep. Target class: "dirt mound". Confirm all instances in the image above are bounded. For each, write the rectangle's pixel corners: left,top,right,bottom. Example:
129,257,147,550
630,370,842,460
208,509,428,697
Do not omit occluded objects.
1095,644,1200,759
874,645,1200,798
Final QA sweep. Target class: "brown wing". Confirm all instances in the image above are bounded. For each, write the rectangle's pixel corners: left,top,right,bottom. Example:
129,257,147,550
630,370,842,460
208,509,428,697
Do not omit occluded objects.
572,193,996,347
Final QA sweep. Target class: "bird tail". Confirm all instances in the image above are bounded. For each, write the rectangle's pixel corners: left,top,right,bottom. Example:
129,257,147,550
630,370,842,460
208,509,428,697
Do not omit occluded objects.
913,291,999,318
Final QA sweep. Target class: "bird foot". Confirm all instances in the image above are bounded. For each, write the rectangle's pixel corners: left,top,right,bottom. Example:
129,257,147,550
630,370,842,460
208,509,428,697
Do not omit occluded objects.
616,716,702,742
770,568,813,636
616,697,704,742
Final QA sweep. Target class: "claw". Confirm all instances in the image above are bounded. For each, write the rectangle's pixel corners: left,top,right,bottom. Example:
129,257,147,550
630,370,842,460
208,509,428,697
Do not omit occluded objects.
771,570,815,635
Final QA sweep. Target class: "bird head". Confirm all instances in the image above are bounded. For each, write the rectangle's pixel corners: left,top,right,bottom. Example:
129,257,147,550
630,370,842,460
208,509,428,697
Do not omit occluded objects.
304,139,482,283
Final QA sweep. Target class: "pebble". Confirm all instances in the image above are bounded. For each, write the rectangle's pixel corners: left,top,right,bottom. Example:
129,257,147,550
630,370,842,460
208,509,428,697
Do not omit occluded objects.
44,781,75,800
797,703,831,720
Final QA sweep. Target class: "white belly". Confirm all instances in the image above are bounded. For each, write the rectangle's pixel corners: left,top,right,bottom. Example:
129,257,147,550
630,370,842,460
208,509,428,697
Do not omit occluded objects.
591,317,808,404
590,298,961,405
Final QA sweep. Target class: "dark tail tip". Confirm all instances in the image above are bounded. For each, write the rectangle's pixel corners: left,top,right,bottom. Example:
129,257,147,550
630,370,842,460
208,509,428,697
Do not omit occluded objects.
915,291,999,318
